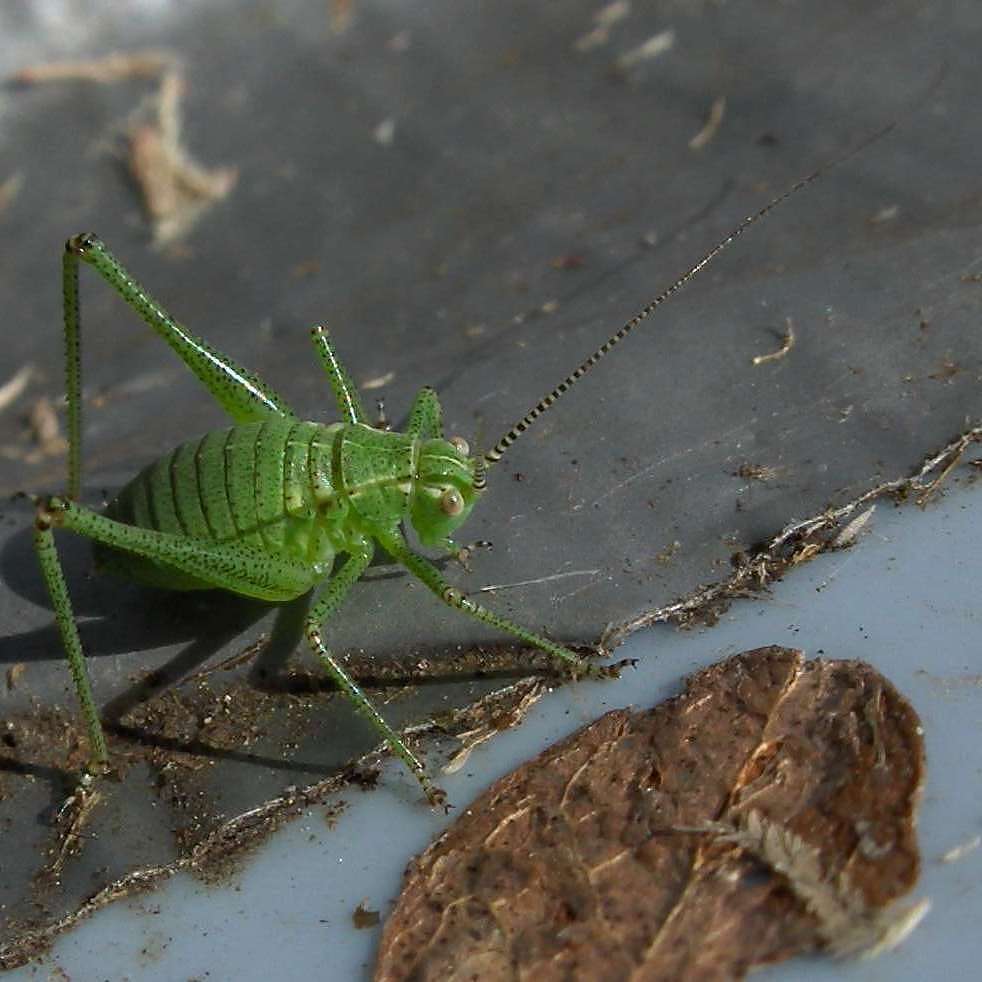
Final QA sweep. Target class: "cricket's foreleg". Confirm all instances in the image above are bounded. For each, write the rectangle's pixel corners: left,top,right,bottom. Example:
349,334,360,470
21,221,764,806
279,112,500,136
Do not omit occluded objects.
310,326,368,425
406,387,443,440
63,235,296,495
377,530,614,680
305,540,446,807
33,521,108,769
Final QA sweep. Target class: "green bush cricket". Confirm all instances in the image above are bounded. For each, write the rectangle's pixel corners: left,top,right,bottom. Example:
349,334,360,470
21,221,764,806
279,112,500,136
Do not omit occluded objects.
32,133,887,807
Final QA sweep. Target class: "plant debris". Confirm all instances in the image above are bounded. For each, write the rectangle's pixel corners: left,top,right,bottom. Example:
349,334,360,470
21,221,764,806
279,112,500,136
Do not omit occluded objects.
375,647,926,981
614,29,675,72
869,204,901,224
735,461,780,482
362,371,396,391
27,396,68,458
12,50,176,85
655,539,681,564
689,95,726,150
12,49,235,245
352,901,381,929
940,835,980,864
573,1,632,53
0,669,547,969
443,678,548,775
128,70,238,246
0,364,33,412
831,505,876,548
752,317,796,365
0,172,24,215
602,422,982,646
373,118,396,146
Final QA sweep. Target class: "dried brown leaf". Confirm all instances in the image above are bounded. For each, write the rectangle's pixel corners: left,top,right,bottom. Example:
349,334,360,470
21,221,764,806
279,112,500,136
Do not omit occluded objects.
376,647,925,981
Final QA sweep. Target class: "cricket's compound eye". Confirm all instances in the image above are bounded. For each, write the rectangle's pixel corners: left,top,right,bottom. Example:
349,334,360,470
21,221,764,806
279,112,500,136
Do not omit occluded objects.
449,435,469,456
440,487,464,516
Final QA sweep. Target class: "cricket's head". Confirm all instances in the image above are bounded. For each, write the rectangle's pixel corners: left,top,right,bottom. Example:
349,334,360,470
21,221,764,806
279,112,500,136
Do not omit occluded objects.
410,436,485,548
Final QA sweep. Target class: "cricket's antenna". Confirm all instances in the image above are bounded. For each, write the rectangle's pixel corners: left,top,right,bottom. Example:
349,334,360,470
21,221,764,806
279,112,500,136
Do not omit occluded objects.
483,121,897,468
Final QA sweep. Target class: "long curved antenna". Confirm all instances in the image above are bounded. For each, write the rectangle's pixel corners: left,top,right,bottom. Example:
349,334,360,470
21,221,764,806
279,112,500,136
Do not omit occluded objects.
483,122,896,467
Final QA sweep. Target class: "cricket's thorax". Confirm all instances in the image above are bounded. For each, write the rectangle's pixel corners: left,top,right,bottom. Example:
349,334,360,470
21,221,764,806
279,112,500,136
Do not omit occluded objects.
94,419,384,591
336,423,416,530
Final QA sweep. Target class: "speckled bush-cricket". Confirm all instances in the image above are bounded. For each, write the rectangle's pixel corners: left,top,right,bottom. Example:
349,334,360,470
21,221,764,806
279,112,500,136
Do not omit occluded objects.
33,135,882,806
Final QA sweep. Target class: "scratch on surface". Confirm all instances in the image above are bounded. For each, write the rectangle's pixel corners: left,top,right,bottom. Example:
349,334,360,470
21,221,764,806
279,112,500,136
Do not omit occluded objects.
579,415,758,511
555,574,610,604
477,568,600,594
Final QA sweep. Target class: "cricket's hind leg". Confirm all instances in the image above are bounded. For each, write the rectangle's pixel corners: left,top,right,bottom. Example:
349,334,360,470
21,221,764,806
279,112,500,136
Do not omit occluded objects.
42,233,301,774
32,496,316,770
33,515,107,770
31,505,111,867
62,233,298,497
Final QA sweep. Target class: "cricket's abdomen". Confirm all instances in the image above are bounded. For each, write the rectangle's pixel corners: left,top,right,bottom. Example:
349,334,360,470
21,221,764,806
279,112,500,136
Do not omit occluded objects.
95,420,344,594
